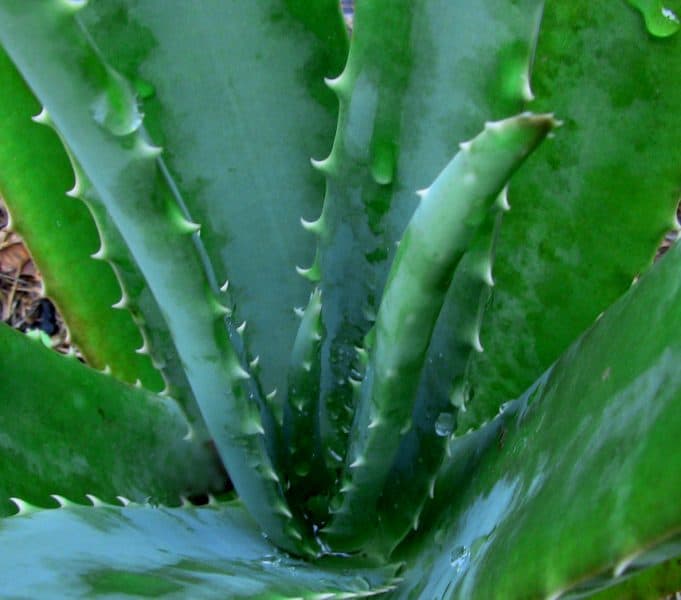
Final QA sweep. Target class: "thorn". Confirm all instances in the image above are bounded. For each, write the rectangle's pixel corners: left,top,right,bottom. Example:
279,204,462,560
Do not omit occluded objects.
521,71,534,102
249,355,260,369
266,388,278,401
111,294,127,309
101,365,112,375
349,455,365,469
339,482,354,493
220,279,230,292
133,379,143,388
471,330,484,353
116,496,131,507
176,217,201,235
348,377,361,390
262,466,280,483
302,360,312,372
135,138,163,159
91,245,106,261
295,262,321,283
301,215,324,234
484,119,505,133
85,494,105,507
496,186,511,212
236,321,247,335
135,338,149,355
310,156,334,175
324,73,345,93
368,416,381,429
31,106,51,125
66,179,83,199
480,260,494,287
275,502,293,519
183,425,195,442
613,552,639,577
210,296,231,317
459,140,473,152
50,494,73,508
9,498,36,515
416,187,429,200
294,306,305,318
230,363,251,381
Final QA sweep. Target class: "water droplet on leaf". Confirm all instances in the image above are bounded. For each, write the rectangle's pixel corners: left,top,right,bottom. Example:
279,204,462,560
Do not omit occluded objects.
628,0,680,37
92,68,143,136
435,412,455,437
450,546,470,572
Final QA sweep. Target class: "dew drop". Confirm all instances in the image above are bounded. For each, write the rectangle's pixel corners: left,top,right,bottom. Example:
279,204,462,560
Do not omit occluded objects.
450,546,470,572
435,412,455,437
628,0,680,37
92,68,143,136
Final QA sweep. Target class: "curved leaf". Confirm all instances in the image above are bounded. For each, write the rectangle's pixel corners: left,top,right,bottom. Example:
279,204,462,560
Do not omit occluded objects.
323,114,556,554
0,499,397,598
394,239,681,598
0,46,162,391
0,1,309,554
462,0,681,430
80,0,349,402
0,323,223,517
308,0,544,489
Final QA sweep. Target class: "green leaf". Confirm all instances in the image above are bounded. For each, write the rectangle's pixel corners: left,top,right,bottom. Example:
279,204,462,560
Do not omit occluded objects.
310,0,544,481
589,556,681,600
0,323,223,517
0,1,309,554
393,240,681,598
323,114,556,555
461,0,681,430
0,499,398,598
80,0,349,402
0,46,162,392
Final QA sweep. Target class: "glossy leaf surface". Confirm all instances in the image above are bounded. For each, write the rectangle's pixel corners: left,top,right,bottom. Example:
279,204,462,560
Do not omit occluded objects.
0,1,308,553
0,323,223,517
394,240,681,598
305,0,544,495
0,46,162,391
462,0,681,430
81,0,349,401
0,500,397,598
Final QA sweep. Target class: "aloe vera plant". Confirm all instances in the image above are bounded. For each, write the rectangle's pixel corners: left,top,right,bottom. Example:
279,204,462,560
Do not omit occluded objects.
1,0,681,597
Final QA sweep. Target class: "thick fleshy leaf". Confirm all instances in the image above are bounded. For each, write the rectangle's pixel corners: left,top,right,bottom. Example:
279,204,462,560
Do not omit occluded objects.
0,46,162,391
80,0,349,403
299,0,545,500
0,323,224,517
393,239,681,598
0,1,310,553
323,114,556,554
589,556,681,600
461,0,681,430
0,499,397,598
